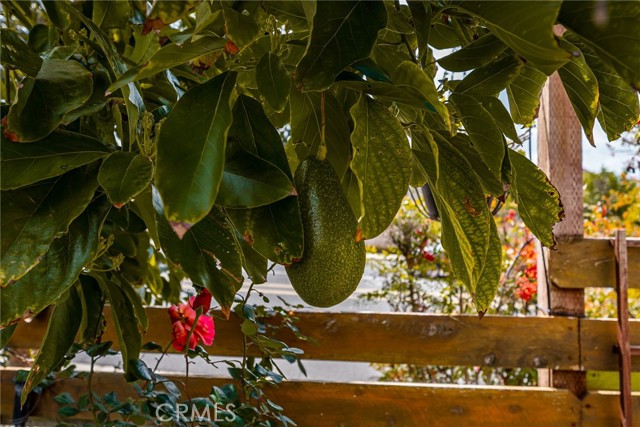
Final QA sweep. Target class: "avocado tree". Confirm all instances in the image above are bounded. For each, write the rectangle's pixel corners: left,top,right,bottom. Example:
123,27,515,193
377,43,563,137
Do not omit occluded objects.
1,0,639,399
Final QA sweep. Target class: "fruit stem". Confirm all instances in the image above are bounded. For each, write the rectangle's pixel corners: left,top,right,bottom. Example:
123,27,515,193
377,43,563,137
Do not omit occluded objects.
318,91,327,160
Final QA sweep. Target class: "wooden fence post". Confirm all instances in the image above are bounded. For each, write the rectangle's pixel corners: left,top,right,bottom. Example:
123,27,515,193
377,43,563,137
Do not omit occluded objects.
536,52,587,396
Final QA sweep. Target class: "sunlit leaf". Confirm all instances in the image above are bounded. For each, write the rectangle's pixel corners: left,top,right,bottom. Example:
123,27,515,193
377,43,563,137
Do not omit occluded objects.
438,33,507,72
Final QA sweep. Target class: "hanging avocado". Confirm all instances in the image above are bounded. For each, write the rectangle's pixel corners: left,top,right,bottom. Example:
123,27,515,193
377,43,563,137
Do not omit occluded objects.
286,157,366,307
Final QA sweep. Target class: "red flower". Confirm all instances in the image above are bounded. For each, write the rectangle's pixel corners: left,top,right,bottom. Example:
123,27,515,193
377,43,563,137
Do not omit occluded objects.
168,297,215,352
422,251,435,262
193,288,212,312
506,209,516,221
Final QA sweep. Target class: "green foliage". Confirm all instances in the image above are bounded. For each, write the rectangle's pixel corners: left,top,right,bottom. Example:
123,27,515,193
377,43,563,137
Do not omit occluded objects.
1,1,639,399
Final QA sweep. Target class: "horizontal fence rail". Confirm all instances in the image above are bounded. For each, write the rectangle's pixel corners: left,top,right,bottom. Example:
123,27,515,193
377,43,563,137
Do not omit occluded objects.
550,237,640,289
7,308,640,371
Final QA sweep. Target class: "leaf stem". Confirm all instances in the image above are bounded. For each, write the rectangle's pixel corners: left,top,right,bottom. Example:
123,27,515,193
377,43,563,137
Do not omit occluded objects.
318,92,327,160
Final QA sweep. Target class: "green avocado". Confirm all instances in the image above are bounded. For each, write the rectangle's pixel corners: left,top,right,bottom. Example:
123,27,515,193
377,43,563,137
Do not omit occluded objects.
286,157,366,307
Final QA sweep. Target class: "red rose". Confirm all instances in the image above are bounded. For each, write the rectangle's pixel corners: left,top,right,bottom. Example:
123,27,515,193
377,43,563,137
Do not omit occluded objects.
168,297,215,352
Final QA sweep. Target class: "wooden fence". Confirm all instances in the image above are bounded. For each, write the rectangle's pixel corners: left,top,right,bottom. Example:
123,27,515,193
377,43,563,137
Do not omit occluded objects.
2,237,640,427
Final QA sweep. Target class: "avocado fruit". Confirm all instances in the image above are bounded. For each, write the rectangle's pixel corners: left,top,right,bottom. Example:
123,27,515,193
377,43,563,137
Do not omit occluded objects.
286,157,366,307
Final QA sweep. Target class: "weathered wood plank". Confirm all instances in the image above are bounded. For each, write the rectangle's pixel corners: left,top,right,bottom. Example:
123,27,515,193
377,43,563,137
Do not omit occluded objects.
587,371,640,392
0,368,581,427
550,237,640,289
582,391,640,427
6,309,580,370
582,319,640,371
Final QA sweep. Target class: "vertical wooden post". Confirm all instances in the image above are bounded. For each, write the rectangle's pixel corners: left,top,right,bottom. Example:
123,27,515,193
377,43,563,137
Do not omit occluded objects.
615,229,632,427
536,44,587,396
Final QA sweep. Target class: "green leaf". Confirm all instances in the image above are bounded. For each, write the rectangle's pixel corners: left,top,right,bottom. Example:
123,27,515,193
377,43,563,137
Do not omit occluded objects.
227,196,303,266
556,38,599,145
130,359,153,381
1,130,109,190
558,1,640,91
351,57,391,83
481,96,520,143
0,324,17,349
5,59,93,142
407,1,431,66
130,185,160,246
1,167,99,286
144,1,198,33
22,287,82,404
158,205,243,316
156,71,237,226
0,29,43,77
256,52,291,113
230,96,293,179
78,275,105,343
263,1,310,31
43,0,71,29
217,148,293,209
349,95,411,238
449,92,505,183
93,0,130,30
508,149,564,248
0,198,109,327
236,233,268,285
222,5,260,50
107,37,227,94
565,31,640,141
507,64,547,125
452,1,571,75
392,61,451,130
98,152,154,207
436,132,503,198
438,33,507,72
289,88,351,178
413,129,499,313
113,273,148,332
98,277,142,382
294,0,387,91
455,55,524,97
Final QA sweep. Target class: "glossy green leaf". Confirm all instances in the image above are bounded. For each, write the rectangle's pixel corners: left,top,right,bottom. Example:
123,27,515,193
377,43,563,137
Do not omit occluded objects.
1,130,109,190
0,29,42,77
1,167,99,286
351,57,391,83
349,95,411,238
156,71,237,226
294,0,387,91
565,32,640,141
508,149,564,248
0,198,109,327
289,88,351,178
78,275,105,343
217,148,293,209
22,287,82,404
158,205,244,316
256,53,292,113
452,1,571,75
507,64,547,125
98,152,154,207
336,75,434,110
558,1,640,90
556,39,599,145
107,37,227,93
481,97,520,143
438,33,507,72
393,61,451,130
455,55,524,97
449,92,505,183
93,0,130,30
230,96,293,179
98,277,142,382
5,59,93,142
113,273,149,332
227,196,303,266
